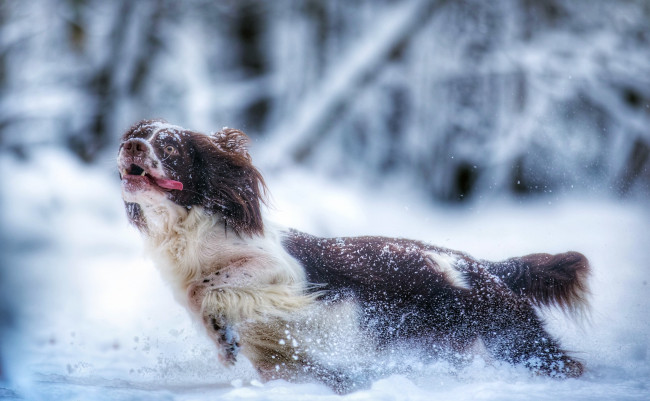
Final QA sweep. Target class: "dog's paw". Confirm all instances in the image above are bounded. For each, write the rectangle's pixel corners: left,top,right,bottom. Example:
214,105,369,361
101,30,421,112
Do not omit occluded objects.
553,355,584,378
528,354,584,379
208,315,240,366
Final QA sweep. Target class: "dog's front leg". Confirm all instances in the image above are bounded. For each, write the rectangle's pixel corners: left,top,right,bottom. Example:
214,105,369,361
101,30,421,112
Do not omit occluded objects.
187,263,314,369
204,310,240,366
188,281,244,366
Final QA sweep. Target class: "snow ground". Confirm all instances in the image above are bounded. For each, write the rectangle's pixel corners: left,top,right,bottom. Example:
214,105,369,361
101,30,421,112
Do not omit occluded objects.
1,149,649,400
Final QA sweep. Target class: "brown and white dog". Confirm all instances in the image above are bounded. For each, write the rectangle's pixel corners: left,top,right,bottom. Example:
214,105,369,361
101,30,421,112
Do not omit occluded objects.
118,119,590,392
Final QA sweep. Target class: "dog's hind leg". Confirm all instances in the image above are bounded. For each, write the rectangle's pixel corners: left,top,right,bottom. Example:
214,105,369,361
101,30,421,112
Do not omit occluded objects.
468,267,583,378
479,306,583,378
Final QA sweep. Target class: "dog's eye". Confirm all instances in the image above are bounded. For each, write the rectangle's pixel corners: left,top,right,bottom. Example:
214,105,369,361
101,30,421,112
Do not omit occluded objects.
164,145,177,155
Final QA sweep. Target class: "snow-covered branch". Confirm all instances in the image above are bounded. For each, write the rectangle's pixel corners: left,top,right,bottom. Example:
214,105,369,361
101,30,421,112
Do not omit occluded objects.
259,0,447,169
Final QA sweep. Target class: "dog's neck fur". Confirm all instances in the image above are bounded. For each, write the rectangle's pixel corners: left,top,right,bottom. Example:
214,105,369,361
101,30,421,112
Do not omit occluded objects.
141,204,218,290
137,202,307,309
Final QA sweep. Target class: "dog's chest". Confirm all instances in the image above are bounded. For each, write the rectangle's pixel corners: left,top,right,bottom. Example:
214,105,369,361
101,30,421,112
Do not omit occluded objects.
145,211,307,308
145,211,256,302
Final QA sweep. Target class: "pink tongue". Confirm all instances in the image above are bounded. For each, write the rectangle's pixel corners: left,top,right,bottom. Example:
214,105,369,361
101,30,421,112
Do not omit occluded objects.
155,178,183,191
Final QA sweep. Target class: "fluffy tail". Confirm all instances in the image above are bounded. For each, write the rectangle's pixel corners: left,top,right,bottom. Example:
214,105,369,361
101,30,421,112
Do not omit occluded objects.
486,251,591,315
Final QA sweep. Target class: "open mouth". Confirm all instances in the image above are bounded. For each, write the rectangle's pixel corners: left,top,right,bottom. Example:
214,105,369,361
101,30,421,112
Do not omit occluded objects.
121,163,183,191
128,164,146,176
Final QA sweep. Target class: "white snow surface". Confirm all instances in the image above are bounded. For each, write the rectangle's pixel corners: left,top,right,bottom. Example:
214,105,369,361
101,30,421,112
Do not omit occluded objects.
1,149,649,400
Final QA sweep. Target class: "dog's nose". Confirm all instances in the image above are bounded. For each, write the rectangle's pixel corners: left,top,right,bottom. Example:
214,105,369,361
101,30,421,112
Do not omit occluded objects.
122,139,148,156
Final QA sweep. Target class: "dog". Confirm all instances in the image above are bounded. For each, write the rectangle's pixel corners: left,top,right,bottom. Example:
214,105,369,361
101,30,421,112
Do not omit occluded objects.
118,119,590,392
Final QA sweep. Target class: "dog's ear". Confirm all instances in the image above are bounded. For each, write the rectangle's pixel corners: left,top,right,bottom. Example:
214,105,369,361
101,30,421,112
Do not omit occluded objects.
212,128,252,161
192,130,267,237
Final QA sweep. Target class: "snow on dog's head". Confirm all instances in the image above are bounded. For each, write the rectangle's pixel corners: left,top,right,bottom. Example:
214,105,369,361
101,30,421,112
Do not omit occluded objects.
118,119,267,236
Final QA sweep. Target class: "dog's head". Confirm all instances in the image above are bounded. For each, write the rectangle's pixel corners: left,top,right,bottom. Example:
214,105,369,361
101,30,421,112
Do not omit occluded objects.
118,119,266,236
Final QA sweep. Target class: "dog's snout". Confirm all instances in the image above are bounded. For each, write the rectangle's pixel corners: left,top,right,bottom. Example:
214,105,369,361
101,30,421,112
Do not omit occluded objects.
123,139,148,156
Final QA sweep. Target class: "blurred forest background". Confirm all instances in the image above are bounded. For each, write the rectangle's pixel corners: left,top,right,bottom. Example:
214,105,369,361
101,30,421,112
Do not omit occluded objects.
1,0,648,202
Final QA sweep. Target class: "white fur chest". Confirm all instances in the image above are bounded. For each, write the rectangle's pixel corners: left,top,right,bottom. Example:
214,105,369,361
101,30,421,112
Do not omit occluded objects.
140,205,307,309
